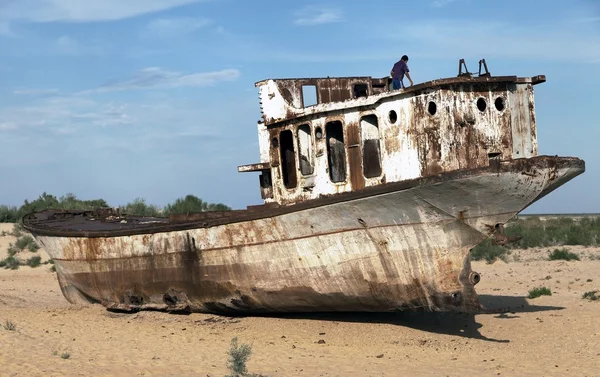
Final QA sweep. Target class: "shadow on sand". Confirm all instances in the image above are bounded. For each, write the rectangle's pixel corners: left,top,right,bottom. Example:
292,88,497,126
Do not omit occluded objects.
253,295,564,343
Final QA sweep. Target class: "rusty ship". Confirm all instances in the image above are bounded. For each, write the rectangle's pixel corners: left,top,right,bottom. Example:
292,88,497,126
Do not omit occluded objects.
22,60,585,314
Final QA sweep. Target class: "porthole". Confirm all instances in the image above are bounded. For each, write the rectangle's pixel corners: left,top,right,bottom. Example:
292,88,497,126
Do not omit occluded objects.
494,97,505,111
388,110,398,124
476,98,487,112
315,127,323,139
271,137,279,148
427,101,437,116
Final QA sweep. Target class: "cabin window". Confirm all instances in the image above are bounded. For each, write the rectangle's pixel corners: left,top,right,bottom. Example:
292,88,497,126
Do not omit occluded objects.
353,83,368,98
302,85,317,107
361,115,382,178
279,130,297,189
326,121,346,183
297,124,314,175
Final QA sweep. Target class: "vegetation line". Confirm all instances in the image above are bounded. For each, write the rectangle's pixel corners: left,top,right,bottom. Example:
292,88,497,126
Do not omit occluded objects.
1,192,231,223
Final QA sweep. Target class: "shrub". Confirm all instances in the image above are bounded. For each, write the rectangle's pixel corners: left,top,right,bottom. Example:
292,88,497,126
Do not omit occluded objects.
26,256,42,268
3,320,16,331
50,265,56,272
582,291,599,301
164,194,232,215
61,352,71,359
548,248,580,261
470,239,509,263
225,337,264,377
0,205,19,223
7,244,18,257
15,235,37,251
528,287,552,299
28,242,40,252
121,198,161,217
11,223,23,237
0,256,20,270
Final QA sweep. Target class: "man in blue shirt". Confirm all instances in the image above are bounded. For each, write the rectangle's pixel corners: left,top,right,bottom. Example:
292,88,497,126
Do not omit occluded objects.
390,55,413,90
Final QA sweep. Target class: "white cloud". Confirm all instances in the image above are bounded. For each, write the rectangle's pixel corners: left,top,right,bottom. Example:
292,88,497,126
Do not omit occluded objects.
145,17,212,38
294,5,343,26
431,0,457,7
0,95,133,135
0,0,205,23
13,88,60,96
53,35,110,56
1,67,242,135
87,67,240,93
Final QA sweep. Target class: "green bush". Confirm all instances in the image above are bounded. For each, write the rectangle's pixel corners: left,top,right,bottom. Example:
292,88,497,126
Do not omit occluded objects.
164,194,231,215
0,205,19,223
528,287,552,299
7,245,18,257
548,248,580,261
3,320,16,331
121,198,161,217
26,256,42,268
15,235,37,251
225,337,264,377
507,216,600,248
470,239,509,263
582,291,599,301
0,256,20,270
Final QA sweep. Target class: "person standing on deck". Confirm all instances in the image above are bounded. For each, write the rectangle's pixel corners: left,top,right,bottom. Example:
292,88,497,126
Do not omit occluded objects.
390,55,413,90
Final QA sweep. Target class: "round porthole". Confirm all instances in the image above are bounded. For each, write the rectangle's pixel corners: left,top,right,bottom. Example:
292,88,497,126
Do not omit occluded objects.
427,101,437,116
315,127,323,139
388,110,398,124
271,137,279,148
495,97,505,111
477,98,487,112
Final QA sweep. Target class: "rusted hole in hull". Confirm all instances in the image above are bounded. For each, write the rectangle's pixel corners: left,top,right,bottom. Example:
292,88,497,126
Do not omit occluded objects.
477,97,487,112
315,127,323,139
495,97,505,111
427,101,437,116
271,137,278,148
388,110,397,124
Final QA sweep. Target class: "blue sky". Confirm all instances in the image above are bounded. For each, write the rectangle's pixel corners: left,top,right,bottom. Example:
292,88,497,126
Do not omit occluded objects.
0,0,598,213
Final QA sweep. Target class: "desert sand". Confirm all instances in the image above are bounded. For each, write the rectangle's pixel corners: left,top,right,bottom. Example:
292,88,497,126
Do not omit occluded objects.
1,222,599,377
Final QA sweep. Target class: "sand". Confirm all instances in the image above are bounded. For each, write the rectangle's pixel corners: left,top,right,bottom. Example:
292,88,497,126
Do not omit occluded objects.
1,223,599,376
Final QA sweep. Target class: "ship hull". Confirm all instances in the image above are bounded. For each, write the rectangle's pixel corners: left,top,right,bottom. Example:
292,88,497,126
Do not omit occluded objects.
25,156,584,314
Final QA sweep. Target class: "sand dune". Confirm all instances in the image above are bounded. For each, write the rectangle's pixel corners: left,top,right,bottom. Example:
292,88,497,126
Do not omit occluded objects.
1,223,599,376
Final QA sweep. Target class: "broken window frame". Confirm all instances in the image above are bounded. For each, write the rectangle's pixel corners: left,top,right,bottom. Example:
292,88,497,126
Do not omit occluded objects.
279,129,298,189
360,114,383,178
297,123,314,176
325,120,347,183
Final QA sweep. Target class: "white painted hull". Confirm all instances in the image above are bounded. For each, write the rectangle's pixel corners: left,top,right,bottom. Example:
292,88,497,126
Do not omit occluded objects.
27,156,584,314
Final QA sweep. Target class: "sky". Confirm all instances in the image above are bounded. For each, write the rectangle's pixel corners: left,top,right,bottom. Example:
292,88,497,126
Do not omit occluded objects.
0,0,599,213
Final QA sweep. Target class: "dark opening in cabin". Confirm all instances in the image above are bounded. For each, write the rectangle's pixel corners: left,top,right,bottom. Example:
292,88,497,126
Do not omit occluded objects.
279,130,297,188
302,85,318,107
297,124,314,175
353,83,368,98
360,115,382,178
326,121,346,183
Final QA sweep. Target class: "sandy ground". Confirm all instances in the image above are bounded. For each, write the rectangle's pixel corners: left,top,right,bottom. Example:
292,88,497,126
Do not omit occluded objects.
1,223,599,377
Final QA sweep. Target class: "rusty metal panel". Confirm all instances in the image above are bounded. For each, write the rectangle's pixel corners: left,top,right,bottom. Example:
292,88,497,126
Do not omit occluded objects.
508,83,534,158
345,120,366,190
